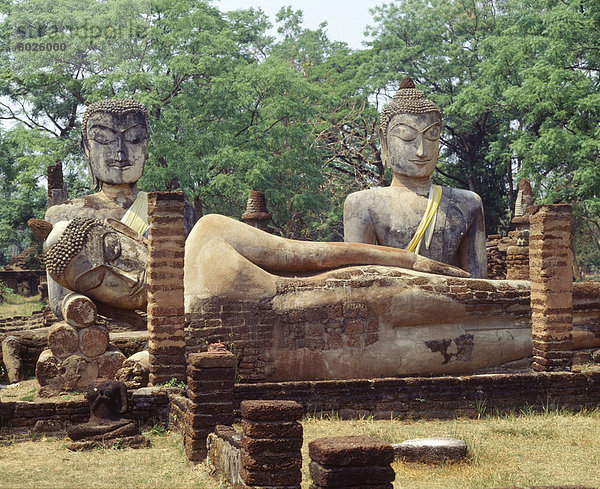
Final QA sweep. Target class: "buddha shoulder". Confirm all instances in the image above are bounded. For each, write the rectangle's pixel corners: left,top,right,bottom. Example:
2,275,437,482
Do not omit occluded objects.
444,187,484,214
45,194,126,224
344,187,392,215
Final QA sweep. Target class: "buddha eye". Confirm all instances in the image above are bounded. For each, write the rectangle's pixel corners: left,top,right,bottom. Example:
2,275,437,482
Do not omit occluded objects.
424,126,440,141
89,128,117,145
392,124,418,142
124,132,147,144
103,232,122,262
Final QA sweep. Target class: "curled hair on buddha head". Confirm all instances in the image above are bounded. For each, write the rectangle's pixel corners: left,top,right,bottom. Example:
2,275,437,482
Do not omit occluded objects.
44,217,102,279
379,77,441,138
81,99,149,190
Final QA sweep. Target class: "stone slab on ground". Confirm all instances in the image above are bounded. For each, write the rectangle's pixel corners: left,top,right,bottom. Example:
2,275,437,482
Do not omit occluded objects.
65,434,149,451
392,437,468,463
309,436,394,466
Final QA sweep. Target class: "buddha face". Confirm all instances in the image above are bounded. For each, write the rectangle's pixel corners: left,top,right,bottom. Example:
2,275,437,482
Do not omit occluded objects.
381,112,441,179
51,220,148,310
84,111,147,187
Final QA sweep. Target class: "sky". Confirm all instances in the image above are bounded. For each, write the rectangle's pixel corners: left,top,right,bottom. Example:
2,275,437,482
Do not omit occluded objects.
215,0,385,50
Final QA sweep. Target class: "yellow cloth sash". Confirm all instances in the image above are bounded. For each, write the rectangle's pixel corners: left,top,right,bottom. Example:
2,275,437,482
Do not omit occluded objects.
405,185,442,254
121,191,149,236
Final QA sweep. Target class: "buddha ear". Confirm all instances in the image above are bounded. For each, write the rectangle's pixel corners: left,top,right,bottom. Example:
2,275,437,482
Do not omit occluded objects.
379,127,389,168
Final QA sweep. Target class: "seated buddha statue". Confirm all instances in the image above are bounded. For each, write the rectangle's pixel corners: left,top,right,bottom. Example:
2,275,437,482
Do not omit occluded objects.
44,99,195,316
344,78,487,278
66,379,148,450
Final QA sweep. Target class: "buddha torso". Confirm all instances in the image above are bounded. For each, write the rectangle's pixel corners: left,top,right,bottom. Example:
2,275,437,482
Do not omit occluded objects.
344,185,485,275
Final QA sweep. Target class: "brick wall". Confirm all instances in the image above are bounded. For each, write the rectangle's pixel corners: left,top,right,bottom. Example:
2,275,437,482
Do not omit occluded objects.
0,387,172,435
232,371,600,419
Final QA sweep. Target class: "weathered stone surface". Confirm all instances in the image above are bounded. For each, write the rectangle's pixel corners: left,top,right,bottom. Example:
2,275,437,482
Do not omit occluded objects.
530,204,573,372
240,450,302,471
309,436,394,467
79,325,109,358
392,437,468,463
35,349,60,386
242,436,303,454
239,466,301,486
2,335,23,383
147,190,186,386
309,461,395,486
188,350,235,369
241,420,303,439
241,400,303,422
96,346,126,379
48,322,79,359
62,293,97,328
206,431,243,487
66,434,150,451
115,350,149,389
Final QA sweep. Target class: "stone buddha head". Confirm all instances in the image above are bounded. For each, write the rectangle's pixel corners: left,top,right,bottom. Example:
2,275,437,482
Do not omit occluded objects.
41,217,148,310
379,78,442,179
81,99,149,191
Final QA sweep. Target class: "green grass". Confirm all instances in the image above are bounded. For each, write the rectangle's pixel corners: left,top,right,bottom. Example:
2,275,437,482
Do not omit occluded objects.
301,409,600,488
1,410,599,488
0,292,44,319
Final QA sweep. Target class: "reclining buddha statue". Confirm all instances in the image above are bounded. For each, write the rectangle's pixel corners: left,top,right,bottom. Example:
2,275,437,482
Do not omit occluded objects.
29,91,600,381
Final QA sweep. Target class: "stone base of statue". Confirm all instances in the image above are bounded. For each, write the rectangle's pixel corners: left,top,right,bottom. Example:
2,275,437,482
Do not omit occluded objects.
36,295,126,396
185,265,600,382
66,434,150,451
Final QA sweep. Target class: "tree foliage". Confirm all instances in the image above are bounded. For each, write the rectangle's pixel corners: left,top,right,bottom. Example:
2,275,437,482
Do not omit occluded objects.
1,0,600,271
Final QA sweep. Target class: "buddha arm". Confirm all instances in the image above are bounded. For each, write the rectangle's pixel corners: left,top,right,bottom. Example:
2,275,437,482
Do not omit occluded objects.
193,214,469,278
343,192,377,245
458,196,487,278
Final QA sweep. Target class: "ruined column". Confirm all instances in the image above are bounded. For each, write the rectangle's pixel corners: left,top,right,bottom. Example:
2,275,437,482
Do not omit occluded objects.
529,204,573,372
47,162,67,208
185,343,235,462
506,179,534,280
241,190,272,232
147,191,186,385
308,436,395,489
240,400,303,488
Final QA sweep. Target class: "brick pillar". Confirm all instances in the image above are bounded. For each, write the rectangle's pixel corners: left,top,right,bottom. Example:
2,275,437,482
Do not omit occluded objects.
240,400,303,488
506,216,530,280
147,191,186,385
529,204,573,372
308,436,395,489
47,162,67,208
185,344,235,461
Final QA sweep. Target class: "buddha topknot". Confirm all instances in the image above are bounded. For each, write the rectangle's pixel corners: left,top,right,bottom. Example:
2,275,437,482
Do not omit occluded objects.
380,77,441,137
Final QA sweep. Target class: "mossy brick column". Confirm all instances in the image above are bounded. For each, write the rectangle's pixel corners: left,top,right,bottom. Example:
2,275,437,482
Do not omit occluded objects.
185,344,235,461
240,400,303,488
308,436,395,489
529,204,574,372
147,191,186,385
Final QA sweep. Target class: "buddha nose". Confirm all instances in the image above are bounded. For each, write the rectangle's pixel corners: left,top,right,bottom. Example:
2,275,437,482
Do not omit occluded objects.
416,136,425,157
115,135,128,162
